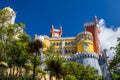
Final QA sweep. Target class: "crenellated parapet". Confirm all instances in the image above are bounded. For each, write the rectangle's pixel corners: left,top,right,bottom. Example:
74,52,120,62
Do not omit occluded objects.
64,52,99,61
84,22,95,27
64,52,102,75
76,31,93,42
75,52,99,59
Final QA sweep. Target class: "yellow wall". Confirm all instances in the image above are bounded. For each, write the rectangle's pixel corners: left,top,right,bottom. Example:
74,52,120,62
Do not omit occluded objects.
43,39,50,47
43,38,50,51
43,35,94,54
77,40,94,52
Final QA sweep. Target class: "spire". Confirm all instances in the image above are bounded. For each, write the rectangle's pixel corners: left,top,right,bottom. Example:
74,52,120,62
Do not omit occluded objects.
60,26,62,35
94,16,98,24
52,25,54,28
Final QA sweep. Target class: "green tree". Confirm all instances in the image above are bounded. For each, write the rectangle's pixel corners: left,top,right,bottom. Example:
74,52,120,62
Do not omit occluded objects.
65,75,77,80
23,63,33,80
46,54,65,80
63,61,101,80
6,33,30,79
0,8,31,79
27,39,43,80
109,37,120,80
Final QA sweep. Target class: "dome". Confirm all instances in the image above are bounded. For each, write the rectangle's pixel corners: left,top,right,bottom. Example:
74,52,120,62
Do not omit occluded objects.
3,7,16,14
77,31,92,36
76,31,93,43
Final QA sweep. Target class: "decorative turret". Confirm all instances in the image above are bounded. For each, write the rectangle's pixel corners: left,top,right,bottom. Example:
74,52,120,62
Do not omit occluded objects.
60,26,62,35
1,7,16,25
84,16,101,55
76,31,94,52
50,25,62,38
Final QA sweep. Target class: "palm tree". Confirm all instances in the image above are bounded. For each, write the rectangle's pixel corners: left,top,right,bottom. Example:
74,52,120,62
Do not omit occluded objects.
46,54,65,80
28,39,43,80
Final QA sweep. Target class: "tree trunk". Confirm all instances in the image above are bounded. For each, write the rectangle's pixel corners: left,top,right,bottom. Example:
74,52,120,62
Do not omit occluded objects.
33,56,36,80
49,74,52,80
33,63,36,80
9,67,12,77
16,67,19,77
13,67,15,76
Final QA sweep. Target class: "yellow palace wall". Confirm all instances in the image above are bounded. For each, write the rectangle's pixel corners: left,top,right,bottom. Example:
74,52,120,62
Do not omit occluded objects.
42,32,94,56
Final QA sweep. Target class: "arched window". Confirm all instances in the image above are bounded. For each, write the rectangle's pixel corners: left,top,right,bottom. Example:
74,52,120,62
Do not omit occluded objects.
56,42,59,46
72,50,74,54
68,42,70,45
65,49,67,53
65,42,67,45
68,50,70,53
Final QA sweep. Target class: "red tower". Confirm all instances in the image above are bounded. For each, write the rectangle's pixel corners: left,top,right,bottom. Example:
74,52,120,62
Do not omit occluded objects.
85,16,101,55
50,25,62,38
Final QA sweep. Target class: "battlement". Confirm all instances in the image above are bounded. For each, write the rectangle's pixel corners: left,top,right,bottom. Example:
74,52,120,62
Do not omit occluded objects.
64,52,99,61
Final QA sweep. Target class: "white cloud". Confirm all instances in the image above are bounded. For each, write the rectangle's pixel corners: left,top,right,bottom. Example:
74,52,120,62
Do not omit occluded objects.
99,19,120,59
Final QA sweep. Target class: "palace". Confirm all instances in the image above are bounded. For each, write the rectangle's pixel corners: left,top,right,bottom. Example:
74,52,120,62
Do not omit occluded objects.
35,16,100,56
1,6,112,79
35,16,103,75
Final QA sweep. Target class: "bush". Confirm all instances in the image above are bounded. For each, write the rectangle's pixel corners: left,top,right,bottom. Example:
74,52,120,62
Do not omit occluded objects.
65,75,77,80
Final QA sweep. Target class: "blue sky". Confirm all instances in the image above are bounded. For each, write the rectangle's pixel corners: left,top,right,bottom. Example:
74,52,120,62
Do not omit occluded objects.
0,0,120,38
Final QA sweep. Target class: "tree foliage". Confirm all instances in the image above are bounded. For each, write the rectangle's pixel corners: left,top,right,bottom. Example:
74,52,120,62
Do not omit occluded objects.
0,8,30,79
0,7,45,80
110,38,120,68
63,61,101,80
65,75,77,80
109,37,120,80
46,54,65,80
27,39,43,80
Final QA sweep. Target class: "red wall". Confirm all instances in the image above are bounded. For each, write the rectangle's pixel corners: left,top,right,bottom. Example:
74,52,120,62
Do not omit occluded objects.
85,26,101,55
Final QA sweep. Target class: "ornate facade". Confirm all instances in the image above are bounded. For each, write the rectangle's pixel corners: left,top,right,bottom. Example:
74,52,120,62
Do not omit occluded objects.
35,16,102,75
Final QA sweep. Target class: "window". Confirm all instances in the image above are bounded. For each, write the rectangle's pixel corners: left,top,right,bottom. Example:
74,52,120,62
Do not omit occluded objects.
65,50,68,53
72,50,74,54
56,42,59,46
65,42,67,45
83,43,88,50
68,42,70,45
68,50,70,53
54,33,59,37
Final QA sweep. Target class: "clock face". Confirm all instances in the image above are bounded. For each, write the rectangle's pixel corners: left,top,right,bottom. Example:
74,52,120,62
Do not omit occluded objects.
83,43,88,50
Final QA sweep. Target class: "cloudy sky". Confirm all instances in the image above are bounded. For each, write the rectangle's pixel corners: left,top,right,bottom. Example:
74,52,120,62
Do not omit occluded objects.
0,0,120,58
99,19,120,59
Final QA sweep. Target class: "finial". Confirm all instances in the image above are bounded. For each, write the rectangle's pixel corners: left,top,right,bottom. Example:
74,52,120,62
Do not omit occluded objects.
52,25,54,28
60,26,62,29
94,15,97,18
94,15,98,24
